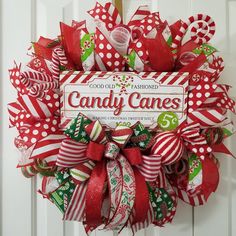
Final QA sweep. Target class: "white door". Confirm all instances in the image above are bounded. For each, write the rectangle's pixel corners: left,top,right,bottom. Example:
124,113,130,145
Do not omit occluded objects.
1,0,236,236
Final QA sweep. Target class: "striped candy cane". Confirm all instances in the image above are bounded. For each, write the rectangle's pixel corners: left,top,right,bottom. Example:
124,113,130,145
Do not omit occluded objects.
20,72,33,88
51,47,68,80
172,14,216,55
29,81,59,98
20,71,54,89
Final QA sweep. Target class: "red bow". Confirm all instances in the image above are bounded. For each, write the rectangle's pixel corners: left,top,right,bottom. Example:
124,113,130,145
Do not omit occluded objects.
57,118,150,231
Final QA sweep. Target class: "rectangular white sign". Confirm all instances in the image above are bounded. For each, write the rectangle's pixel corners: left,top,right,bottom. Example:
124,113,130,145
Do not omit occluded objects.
60,71,189,129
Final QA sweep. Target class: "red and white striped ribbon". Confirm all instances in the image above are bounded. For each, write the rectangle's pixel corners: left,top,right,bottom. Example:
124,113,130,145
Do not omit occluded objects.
137,154,162,182
151,132,184,165
176,188,206,206
70,161,95,184
130,202,154,234
85,120,107,144
105,2,122,25
29,81,58,98
18,95,52,119
20,71,54,89
57,139,87,168
63,182,88,221
51,47,68,80
8,102,22,127
128,5,151,29
187,108,226,128
30,133,66,164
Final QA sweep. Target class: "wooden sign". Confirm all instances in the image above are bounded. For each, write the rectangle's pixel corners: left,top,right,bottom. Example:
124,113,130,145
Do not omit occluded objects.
60,71,189,129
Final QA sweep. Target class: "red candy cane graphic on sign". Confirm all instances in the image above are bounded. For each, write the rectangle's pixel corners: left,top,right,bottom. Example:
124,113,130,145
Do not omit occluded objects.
172,14,216,54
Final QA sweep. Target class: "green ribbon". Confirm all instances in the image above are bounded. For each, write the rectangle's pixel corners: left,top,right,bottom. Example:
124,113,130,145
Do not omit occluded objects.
64,113,92,143
147,183,174,221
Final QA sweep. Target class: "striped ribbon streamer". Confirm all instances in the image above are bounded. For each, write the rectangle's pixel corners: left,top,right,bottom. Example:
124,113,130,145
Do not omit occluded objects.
29,81,58,98
63,182,88,221
51,46,68,80
57,139,87,167
137,154,162,182
20,71,54,89
108,1,122,24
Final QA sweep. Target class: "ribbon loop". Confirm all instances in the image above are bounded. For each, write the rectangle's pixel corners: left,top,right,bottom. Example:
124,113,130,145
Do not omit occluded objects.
111,125,133,148
176,122,212,158
85,120,107,144
123,147,143,165
86,141,105,161
104,142,120,159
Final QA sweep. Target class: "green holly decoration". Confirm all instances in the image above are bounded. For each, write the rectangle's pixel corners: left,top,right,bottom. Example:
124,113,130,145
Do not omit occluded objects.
147,183,174,221
131,122,154,150
64,113,92,143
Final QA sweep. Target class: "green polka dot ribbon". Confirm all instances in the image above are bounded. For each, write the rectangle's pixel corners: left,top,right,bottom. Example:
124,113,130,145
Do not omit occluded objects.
188,153,202,191
81,33,95,63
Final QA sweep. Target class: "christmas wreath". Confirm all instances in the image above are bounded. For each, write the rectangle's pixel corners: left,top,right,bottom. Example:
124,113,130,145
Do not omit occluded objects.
8,2,235,235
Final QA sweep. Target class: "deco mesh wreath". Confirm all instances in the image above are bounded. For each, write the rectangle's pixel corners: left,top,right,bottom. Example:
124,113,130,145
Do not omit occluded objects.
8,2,236,235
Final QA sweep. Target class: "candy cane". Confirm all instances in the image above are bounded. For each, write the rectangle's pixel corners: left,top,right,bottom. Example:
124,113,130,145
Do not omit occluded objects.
29,81,59,98
172,14,216,54
51,47,68,80
20,71,54,89
20,73,33,88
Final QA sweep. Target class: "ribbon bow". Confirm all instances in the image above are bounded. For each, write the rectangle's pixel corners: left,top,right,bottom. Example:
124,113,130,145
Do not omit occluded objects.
56,114,151,231
138,122,212,189
176,122,212,158
85,120,143,165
